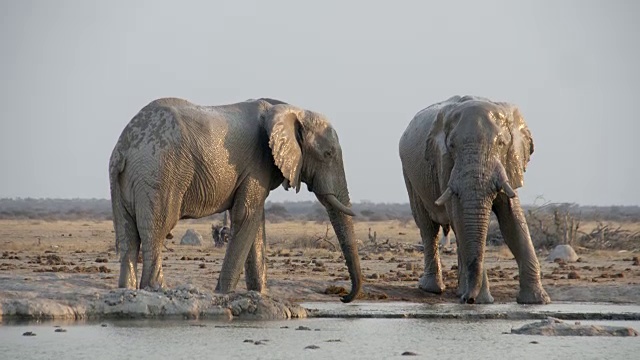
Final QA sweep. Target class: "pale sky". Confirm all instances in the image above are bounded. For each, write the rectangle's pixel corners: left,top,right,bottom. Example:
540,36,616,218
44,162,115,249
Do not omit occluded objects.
1,0,638,206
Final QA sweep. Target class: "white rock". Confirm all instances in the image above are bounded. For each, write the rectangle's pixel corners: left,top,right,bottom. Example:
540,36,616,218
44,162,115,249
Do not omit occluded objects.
546,244,579,262
180,229,203,246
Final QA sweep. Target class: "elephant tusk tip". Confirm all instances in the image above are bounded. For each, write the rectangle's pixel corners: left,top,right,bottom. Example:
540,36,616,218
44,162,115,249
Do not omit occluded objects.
501,182,516,198
324,194,356,216
435,187,453,206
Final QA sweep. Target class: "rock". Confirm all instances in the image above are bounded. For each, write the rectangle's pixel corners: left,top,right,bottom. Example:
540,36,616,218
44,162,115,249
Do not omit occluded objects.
305,345,320,349
296,326,311,331
226,291,307,320
54,328,67,332
568,271,580,279
546,245,579,263
511,317,639,336
180,229,203,246
22,331,36,336
402,351,418,356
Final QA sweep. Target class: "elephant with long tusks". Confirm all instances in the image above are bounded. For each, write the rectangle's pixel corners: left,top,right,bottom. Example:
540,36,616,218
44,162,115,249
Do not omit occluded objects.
399,95,550,304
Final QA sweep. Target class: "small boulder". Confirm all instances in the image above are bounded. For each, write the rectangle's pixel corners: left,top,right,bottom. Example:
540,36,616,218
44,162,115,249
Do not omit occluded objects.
180,229,203,246
512,317,638,336
546,244,579,263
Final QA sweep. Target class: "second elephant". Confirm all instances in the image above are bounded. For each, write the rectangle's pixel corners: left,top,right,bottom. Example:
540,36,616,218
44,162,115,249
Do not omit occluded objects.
399,95,550,304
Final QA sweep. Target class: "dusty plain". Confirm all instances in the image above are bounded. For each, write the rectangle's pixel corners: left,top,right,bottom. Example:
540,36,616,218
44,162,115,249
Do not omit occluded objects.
1,218,640,317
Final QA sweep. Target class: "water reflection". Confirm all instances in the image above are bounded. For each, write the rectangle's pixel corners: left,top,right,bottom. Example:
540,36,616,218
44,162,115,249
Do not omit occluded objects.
2,317,640,360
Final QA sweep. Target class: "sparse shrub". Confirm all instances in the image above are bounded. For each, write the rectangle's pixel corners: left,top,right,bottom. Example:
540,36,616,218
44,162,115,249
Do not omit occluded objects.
526,202,580,249
286,224,337,251
266,204,290,223
486,219,503,246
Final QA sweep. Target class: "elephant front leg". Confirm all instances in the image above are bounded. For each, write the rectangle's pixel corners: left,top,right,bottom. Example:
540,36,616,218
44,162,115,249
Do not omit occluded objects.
216,181,266,294
493,195,550,304
244,212,267,293
411,203,445,293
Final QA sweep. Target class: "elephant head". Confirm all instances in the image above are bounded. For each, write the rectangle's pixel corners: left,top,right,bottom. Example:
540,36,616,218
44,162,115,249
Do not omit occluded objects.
427,96,534,303
262,104,362,302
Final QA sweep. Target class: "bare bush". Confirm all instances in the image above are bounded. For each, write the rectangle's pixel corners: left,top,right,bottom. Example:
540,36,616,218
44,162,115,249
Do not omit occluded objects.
579,222,640,250
286,224,337,251
526,202,580,249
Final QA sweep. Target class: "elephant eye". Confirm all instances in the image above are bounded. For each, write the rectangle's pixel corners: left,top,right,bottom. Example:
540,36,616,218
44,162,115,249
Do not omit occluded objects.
324,150,334,159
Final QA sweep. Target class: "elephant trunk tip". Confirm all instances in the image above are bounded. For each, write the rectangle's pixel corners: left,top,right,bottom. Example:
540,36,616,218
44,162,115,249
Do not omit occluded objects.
340,291,358,303
340,278,362,303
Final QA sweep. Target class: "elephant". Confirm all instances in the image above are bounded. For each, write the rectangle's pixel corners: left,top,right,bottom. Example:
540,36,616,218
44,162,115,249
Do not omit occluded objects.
109,97,362,303
399,95,550,304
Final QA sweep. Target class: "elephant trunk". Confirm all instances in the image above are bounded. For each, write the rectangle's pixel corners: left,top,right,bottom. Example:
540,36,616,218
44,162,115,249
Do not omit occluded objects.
318,193,362,303
453,154,497,304
459,196,492,304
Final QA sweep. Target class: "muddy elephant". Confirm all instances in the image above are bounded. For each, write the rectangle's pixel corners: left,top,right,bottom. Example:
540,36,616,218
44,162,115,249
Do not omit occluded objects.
399,95,549,304
109,97,362,302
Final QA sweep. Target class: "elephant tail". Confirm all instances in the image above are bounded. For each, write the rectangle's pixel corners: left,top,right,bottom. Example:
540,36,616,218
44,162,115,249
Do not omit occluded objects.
109,144,128,256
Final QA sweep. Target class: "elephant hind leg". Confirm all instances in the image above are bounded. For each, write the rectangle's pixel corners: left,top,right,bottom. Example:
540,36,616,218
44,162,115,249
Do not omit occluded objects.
244,212,267,293
115,205,140,289
136,192,182,290
404,175,445,294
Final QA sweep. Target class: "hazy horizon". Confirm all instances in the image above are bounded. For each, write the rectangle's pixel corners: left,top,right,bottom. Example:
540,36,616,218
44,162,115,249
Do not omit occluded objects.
1,1,638,206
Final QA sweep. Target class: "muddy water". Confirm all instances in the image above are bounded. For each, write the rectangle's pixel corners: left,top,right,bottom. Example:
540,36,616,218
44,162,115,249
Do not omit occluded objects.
2,302,640,359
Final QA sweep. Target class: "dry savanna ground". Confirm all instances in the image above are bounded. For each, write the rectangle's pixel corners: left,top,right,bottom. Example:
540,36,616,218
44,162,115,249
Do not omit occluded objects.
1,219,640,304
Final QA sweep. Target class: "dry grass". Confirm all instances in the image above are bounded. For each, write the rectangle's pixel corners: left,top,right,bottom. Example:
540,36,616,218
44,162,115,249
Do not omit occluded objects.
2,219,640,304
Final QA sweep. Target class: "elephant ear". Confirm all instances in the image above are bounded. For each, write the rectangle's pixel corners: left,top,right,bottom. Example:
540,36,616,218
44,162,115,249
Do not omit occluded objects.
263,105,304,192
425,109,453,191
505,105,534,189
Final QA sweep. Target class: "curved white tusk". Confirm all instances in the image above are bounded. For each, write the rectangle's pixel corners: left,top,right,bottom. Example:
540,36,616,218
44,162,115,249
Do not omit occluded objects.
501,182,516,198
435,187,453,206
325,194,356,216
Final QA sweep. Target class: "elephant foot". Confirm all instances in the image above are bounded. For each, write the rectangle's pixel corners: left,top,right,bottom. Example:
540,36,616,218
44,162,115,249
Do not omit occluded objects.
118,263,138,289
475,290,494,304
215,277,237,294
418,273,445,294
140,279,165,292
142,283,166,292
139,273,165,292
118,275,137,289
460,291,494,304
517,284,551,304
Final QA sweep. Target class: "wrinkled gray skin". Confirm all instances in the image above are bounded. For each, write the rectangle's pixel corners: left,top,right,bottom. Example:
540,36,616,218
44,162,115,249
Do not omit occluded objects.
399,96,550,304
109,98,362,303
